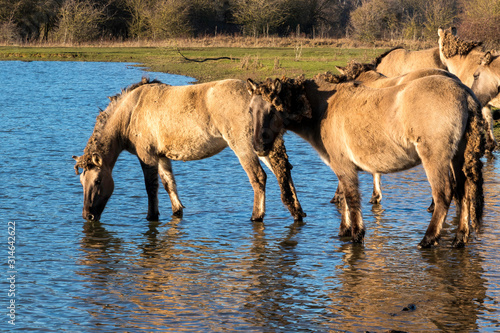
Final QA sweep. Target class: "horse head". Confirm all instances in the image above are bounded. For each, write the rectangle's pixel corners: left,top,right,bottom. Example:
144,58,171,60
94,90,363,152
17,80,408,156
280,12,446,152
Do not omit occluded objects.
73,152,114,221
247,77,312,156
471,51,500,106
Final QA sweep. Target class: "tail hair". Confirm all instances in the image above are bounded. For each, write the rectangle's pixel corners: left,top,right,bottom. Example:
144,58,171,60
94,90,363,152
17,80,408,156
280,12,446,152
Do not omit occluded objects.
463,99,485,228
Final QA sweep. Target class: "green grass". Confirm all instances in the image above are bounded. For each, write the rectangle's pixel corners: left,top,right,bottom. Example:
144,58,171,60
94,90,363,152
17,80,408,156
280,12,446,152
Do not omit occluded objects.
0,45,386,82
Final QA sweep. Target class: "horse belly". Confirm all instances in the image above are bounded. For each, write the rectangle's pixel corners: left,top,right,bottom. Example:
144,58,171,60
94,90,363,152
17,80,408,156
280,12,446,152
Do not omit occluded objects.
353,143,421,174
160,136,228,161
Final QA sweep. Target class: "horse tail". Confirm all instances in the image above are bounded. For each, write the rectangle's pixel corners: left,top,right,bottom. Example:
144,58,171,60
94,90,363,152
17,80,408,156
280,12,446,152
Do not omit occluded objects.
463,95,485,228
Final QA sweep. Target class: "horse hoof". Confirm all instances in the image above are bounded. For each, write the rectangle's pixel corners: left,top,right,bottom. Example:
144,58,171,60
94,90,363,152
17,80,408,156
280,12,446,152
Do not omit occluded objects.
251,216,264,222
418,237,439,248
172,210,183,218
146,214,159,221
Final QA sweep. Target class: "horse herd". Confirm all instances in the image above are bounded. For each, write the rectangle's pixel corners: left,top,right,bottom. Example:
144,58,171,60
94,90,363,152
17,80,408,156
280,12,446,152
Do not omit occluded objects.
73,28,500,248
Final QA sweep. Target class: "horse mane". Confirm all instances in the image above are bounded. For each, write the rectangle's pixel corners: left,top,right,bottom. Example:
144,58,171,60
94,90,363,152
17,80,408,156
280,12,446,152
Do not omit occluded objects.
254,76,312,121
372,46,403,67
441,30,482,58
74,77,164,173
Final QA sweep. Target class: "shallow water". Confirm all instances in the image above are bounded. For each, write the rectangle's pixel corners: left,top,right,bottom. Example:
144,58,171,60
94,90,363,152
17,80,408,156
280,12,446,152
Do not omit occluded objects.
1,61,499,332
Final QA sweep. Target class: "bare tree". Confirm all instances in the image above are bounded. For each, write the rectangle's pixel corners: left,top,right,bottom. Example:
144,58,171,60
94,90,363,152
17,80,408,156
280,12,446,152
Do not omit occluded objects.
231,0,285,37
54,0,106,43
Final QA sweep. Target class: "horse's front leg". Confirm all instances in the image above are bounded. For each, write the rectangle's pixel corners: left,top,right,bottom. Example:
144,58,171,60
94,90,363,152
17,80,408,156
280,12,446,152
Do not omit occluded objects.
482,106,497,152
140,160,160,221
266,136,306,221
158,157,184,218
234,152,267,221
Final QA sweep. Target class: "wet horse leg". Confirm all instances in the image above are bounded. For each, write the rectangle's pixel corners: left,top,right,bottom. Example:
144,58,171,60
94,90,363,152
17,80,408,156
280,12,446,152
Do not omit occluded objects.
140,161,160,220
158,157,184,217
451,154,470,247
482,106,497,152
233,151,267,221
336,169,365,243
418,155,453,248
369,173,382,204
264,136,306,221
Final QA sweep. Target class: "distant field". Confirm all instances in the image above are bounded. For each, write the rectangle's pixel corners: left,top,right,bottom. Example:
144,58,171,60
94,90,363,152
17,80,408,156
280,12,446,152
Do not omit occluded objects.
0,45,387,82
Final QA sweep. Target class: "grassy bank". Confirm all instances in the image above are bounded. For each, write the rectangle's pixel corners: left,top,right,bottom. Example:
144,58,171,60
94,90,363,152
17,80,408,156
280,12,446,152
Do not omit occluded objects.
0,43,387,82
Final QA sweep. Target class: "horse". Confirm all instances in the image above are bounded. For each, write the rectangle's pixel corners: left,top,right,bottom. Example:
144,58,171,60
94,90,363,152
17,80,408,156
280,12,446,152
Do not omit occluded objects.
375,46,447,77
73,78,306,223
330,62,460,207
247,74,484,248
438,27,499,151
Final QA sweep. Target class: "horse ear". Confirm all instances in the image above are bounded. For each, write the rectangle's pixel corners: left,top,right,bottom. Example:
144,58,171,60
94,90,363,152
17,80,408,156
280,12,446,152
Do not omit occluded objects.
335,66,346,75
247,79,258,94
73,155,81,175
272,78,282,93
438,28,444,38
92,153,103,168
481,52,493,66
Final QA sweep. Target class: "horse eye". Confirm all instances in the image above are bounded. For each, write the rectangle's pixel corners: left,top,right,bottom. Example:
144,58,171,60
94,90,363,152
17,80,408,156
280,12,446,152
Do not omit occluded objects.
95,179,102,185
473,73,479,80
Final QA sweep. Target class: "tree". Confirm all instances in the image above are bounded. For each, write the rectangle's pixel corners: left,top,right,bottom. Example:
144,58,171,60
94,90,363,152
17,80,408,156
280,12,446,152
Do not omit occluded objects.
458,0,500,47
53,0,106,43
231,0,286,36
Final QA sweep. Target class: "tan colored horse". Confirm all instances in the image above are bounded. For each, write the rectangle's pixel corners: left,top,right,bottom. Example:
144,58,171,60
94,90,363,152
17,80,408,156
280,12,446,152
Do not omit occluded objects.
375,46,447,77
248,74,484,248
438,28,499,151
73,78,305,222
331,62,460,207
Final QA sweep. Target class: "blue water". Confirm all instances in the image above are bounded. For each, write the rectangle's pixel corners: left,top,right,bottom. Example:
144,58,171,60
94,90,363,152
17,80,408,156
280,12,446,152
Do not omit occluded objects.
1,60,499,332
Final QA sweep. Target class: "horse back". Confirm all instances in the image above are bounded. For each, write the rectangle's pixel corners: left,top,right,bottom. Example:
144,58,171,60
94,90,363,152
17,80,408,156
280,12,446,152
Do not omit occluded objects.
376,47,446,77
121,79,251,162
323,76,472,174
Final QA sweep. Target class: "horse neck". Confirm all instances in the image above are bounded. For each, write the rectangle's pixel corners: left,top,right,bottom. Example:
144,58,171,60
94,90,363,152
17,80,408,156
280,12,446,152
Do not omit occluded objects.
443,50,483,87
286,79,333,158
89,110,125,170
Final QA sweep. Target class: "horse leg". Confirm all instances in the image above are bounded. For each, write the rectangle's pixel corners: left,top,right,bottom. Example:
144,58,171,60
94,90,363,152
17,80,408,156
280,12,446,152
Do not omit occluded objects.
235,152,267,221
451,154,470,247
369,173,382,204
140,161,160,221
158,157,184,217
337,171,365,243
482,106,497,152
264,136,306,221
330,184,343,204
418,157,453,248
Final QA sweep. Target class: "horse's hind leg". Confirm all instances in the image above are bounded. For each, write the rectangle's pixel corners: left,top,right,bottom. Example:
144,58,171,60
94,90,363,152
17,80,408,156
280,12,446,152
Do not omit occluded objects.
418,157,454,248
158,157,184,217
369,173,382,204
451,154,470,247
140,161,160,221
336,169,365,243
264,136,306,221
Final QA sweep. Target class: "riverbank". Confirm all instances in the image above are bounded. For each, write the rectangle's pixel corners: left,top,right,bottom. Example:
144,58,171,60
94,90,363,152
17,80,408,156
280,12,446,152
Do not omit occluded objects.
0,44,389,83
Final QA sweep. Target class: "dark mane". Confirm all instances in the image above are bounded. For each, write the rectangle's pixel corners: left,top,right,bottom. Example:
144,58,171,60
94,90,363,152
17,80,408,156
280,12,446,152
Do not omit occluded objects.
372,46,403,67
441,30,482,58
74,77,164,173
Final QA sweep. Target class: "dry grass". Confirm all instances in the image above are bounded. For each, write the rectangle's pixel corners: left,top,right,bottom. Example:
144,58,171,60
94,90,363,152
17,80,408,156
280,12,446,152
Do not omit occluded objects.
0,35,437,50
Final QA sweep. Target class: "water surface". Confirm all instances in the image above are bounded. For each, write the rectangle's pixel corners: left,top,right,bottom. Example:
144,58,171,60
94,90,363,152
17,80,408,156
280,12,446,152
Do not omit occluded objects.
1,61,499,332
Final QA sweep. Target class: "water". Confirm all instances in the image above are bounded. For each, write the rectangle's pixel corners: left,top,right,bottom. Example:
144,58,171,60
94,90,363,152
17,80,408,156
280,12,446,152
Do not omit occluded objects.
1,61,499,332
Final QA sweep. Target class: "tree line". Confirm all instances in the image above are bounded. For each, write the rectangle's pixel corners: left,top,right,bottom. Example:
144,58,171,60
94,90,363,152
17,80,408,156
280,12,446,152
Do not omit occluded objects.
0,0,499,46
